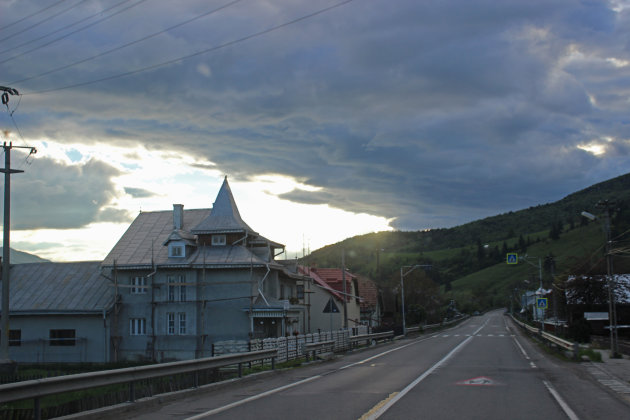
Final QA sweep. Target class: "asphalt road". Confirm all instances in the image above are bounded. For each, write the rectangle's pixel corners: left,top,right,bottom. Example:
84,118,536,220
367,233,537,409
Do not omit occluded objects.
114,310,629,420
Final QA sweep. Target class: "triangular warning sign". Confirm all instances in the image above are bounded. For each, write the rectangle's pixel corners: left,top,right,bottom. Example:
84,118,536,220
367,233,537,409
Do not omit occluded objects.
456,376,501,386
323,297,340,313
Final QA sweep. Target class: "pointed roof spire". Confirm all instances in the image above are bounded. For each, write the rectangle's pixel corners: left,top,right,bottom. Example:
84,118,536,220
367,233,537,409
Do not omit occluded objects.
192,177,258,235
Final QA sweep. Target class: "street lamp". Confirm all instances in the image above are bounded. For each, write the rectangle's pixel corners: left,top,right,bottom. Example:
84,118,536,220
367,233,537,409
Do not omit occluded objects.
400,264,431,335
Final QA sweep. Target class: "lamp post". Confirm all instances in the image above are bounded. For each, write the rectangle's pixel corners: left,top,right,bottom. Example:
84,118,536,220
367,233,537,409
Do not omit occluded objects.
400,264,431,336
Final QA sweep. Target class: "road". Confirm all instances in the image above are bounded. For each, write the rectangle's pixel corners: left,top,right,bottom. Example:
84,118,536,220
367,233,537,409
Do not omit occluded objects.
111,310,629,420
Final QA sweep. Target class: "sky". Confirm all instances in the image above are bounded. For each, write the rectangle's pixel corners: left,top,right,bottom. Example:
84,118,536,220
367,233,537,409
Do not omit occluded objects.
0,0,629,262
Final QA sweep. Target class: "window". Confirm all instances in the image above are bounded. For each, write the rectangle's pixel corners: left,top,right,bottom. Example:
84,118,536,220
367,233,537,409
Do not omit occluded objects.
179,313,187,335
129,318,146,336
10,330,21,346
167,313,175,335
296,285,305,300
50,329,76,346
168,275,186,302
170,245,184,257
130,276,147,294
211,234,226,246
0,330,21,347
167,313,186,335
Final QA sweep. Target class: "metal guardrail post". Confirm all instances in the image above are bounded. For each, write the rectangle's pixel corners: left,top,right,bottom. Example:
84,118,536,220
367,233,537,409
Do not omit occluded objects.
129,381,135,402
271,357,275,370
573,343,579,360
34,397,41,420
238,363,243,378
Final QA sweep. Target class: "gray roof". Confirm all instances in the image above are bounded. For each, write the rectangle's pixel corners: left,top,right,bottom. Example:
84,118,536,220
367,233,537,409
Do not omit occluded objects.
192,177,258,235
102,208,209,268
3,261,114,314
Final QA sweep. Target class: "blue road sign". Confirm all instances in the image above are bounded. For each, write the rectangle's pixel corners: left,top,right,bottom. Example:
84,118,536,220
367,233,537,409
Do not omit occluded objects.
506,253,518,264
536,298,548,309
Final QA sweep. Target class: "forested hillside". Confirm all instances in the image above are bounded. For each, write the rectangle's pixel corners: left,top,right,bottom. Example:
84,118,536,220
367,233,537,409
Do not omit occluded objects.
303,172,630,320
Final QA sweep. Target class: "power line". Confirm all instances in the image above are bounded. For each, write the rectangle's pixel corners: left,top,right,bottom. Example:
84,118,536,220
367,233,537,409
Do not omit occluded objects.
9,0,243,86
0,0,135,57
24,0,357,95
0,0,149,65
0,0,90,44
0,0,69,33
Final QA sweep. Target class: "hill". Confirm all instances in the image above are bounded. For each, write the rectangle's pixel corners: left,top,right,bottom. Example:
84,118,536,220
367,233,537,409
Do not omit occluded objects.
0,247,50,264
304,172,630,317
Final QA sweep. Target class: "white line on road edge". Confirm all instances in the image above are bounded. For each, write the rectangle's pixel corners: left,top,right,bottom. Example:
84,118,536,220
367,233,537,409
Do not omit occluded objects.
512,333,537,368
543,380,580,420
184,335,434,419
183,376,321,420
360,321,489,420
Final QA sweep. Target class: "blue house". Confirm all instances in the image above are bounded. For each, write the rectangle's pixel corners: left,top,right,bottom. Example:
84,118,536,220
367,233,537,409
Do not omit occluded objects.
1,261,114,363
101,177,308,362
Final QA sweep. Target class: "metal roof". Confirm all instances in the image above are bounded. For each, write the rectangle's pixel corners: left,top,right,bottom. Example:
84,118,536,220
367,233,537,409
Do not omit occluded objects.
192,177,258,235
101,208,209,267
3,261,114,314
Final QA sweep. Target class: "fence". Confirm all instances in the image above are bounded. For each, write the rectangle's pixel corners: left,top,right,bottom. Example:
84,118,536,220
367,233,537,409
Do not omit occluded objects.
212,326,390,363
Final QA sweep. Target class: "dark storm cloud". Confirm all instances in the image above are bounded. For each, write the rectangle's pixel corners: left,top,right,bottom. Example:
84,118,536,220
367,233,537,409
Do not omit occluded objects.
124,187,156,199
5,152,132,230
1,0,630,231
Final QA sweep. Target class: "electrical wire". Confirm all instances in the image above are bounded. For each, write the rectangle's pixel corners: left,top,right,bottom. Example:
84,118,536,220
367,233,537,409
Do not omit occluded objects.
23,0,357,95
0,0,135,57
0,0,70,33
9,0,243,86
0,0,91,44
0,0,149,65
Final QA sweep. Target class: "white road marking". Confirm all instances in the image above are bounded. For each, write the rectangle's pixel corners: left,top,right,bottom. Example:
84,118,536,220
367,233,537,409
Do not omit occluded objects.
543,380,580,420
184,375,322,419
361,320,489,420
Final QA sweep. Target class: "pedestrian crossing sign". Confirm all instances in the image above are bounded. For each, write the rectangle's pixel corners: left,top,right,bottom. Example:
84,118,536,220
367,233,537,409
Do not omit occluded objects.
506,253,518,264
537,298,548,309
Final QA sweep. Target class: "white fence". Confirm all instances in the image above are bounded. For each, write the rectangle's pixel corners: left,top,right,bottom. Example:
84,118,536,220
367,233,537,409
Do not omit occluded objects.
213,327,370,363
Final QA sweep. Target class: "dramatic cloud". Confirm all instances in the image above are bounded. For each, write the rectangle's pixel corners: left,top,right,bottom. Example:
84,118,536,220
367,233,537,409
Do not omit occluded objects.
4,152,131,230
1,0,630,239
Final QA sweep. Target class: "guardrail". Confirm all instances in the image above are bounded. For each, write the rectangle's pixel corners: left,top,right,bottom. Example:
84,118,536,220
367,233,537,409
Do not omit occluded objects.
406,316,469,335
349,331,394,347
303,340,335,360
509,315,578,359
0,349,278,420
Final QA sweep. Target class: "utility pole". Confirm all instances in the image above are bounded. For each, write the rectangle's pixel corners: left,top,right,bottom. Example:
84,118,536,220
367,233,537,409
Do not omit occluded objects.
1,142,36,362
342,249,347,330
597,200,620,358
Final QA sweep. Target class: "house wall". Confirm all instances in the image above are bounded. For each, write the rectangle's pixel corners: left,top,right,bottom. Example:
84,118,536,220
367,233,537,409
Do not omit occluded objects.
8,314,109,363
112,266,278,361
309,286,343,332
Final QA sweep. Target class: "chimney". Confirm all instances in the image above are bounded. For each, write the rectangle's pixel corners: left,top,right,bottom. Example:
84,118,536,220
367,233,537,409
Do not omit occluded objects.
173,204,184,230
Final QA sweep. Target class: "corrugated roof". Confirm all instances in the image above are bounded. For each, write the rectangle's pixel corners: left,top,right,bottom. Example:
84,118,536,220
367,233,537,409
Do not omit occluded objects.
102,208,209,267
310,268,356,302
3,261,113,313
298,266,344,301
356,275,379,310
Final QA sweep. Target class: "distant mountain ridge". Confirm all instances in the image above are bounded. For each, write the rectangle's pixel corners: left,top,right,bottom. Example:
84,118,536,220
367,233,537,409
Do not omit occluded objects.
0,247,50,264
